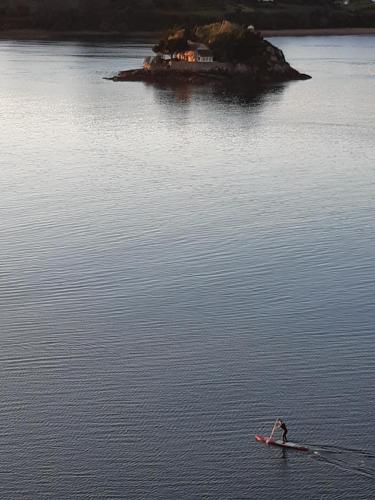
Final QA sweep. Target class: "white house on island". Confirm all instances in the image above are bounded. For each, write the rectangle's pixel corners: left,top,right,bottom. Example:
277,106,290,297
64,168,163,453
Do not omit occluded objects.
143,41,214,70
176,42,214,63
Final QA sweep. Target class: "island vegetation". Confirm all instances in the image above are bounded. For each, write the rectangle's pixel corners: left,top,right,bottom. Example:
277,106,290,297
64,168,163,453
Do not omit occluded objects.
153,22,277,64
0,0,374,36
111,21,311,86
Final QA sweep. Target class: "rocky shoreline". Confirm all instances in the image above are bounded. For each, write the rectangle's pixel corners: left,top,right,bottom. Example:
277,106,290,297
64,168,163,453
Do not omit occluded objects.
110,64,311,86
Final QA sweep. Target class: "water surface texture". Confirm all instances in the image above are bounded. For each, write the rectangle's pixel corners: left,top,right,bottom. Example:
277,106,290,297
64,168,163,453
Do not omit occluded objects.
0,36,375,499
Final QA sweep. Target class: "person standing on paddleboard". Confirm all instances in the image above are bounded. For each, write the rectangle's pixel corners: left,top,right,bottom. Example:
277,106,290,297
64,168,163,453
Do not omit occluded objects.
277,419,288,443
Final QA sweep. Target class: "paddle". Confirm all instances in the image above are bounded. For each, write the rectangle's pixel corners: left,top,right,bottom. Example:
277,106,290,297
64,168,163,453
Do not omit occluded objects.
266,418,279,444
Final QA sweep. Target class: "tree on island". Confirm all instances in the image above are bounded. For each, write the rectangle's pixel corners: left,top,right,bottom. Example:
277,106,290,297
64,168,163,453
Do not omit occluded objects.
153,29,189,60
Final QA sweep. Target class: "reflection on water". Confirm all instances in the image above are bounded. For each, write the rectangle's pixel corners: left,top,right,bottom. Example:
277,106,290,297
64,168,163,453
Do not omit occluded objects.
148,78,286,106
0,38,375,500
213,82,285,102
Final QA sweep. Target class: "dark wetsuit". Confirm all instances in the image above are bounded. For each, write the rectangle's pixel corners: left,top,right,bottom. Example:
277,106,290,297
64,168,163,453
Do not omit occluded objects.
280,422,288,443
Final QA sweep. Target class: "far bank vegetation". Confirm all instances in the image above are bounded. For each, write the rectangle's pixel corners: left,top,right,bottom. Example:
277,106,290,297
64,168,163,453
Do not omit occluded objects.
0,0,374,32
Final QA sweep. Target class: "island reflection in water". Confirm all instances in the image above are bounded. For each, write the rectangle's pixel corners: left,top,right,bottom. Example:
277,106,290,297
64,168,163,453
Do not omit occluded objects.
147,79,286,106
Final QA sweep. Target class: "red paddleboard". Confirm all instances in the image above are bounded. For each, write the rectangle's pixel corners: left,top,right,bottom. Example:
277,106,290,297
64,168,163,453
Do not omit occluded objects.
255,434,309,452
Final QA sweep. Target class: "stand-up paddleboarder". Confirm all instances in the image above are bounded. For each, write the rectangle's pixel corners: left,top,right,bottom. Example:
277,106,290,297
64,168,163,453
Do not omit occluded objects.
277,418,288,443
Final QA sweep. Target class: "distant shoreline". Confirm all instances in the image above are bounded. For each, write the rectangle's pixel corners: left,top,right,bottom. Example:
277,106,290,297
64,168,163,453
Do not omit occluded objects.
0,27,375,41
0,29,129,41
262,27,375,37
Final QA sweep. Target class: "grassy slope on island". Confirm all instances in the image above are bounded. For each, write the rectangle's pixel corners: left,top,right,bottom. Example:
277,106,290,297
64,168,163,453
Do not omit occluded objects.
0,0,374,33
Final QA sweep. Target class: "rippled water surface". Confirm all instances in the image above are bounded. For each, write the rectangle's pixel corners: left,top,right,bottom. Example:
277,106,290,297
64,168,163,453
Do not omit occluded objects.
0,36,374,499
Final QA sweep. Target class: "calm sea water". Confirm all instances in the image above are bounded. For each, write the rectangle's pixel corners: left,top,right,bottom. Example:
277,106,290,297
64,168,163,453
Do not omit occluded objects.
0,35,374,499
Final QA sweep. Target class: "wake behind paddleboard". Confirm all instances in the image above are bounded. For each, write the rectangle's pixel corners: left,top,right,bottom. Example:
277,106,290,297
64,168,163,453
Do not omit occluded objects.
255,434,309,452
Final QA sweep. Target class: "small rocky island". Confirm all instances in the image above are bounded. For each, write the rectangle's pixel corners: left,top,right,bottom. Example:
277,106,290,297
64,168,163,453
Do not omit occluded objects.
111,21,311,87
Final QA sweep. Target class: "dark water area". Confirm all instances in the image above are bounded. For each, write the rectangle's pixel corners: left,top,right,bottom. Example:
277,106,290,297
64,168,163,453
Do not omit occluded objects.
0,36,374,499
